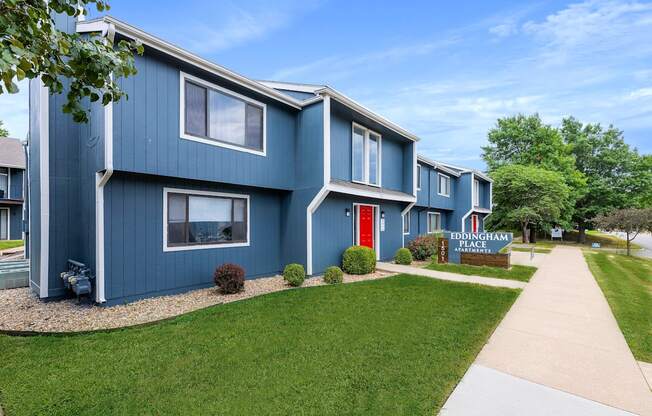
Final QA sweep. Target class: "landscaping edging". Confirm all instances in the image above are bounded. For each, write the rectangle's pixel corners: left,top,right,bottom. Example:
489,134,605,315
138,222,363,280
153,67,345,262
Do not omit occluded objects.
0,271,395,335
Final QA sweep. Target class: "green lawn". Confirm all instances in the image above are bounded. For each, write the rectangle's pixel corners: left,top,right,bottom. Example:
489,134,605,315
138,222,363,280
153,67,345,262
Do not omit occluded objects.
425,262,537,282
511,247,552,254
584,252,652,363
0,275,519,415
0,240,23,251
512,230,640,250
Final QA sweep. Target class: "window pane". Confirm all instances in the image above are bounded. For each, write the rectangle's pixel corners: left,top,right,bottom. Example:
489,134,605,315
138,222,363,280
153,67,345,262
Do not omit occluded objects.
417,165,421,188
168,194,187,244
403,213,409,233
245,104,263,150
185,82,207,137
0,210,7,239
0,174,7,197
209,90,246,146
368,134,379,185
352,127,365,182
232,199,247,241
188,196,232,243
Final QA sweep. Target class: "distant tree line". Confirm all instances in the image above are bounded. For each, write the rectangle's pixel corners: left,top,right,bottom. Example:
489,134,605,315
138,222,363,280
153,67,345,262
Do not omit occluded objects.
483,114,652,244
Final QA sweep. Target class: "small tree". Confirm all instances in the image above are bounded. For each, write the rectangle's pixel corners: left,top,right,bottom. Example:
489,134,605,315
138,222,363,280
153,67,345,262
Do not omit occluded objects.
0,120,8,137
593,208,652,256
489,164,572,243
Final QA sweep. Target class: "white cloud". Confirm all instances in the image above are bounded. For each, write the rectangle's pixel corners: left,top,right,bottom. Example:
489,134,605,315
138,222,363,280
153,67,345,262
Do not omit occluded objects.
489,23,518,38
627,87,652,100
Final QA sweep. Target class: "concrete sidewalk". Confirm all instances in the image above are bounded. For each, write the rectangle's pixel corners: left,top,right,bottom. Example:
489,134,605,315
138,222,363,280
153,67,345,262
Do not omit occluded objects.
376,262,526,289
442,246,652,415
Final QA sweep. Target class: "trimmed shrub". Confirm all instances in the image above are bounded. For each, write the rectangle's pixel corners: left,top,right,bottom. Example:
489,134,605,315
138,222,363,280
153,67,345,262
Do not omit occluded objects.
324,266,343,284
342,245,376,275
394,248,413,265
283,263,305,287
407,235,438,260
213,263,245,294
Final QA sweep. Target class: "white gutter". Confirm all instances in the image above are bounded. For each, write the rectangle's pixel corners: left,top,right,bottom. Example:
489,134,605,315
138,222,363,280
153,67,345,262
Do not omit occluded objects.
76,17,303,110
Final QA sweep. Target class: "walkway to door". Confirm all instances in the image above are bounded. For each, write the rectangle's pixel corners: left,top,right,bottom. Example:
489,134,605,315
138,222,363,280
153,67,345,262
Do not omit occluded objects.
441,246,652,415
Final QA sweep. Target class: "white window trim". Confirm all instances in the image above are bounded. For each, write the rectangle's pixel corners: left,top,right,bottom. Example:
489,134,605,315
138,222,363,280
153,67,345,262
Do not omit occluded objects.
473,179,480,207
402,210,410,235
0,207,9,240
416,164,422,191
0,167,9,199
351,203,381,260
427,212,441,234
351,122,382,188
179,71,267,157
437,173,450,197
162,187,251,252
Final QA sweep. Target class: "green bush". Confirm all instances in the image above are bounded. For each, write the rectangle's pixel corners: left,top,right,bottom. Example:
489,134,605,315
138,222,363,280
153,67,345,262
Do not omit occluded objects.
342,246,376,275
407,235,439,260
324,266,343,284
394,248,413,265
283,263,305,287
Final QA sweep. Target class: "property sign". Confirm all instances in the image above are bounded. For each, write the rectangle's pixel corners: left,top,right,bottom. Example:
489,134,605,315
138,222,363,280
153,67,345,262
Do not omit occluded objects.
442,232,513,264
437,238,449,264
551,227,563,239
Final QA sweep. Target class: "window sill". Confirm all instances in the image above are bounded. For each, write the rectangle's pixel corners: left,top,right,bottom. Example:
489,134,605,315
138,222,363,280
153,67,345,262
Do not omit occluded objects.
164,241,250,252
351,179,381,188
437,192,450,198
180,133,266,157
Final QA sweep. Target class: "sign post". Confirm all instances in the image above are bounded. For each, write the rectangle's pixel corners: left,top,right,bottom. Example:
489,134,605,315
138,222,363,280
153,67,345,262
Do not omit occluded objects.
437,237,449,264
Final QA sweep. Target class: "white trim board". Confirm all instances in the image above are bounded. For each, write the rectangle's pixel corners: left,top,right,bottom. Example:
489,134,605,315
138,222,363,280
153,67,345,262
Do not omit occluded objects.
38,78,49,299
326,182,416,203
179,71,267,157
76,17,303,110
162,187,251,252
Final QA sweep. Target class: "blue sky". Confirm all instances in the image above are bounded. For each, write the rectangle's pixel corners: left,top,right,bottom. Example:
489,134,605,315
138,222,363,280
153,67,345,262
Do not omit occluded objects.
2,0,651,169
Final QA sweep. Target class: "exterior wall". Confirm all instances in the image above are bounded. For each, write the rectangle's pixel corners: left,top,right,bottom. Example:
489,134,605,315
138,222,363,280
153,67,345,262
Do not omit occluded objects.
404,208,451,244
416,164,457,210
475,178,491,209
451,173,473,232
103,172,285,305
28,77,43,291
463,212,488,233
329,105,413,194
112,48,298,191
312,192,405,274
9,169,24,199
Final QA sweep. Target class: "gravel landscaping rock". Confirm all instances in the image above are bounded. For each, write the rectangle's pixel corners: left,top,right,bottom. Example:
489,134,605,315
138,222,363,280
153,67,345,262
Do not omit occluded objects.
0,270,394,333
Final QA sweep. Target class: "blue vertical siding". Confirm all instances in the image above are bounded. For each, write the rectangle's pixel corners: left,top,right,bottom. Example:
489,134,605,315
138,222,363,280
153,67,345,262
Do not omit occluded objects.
416,163,429,206
112,50,298,190
429,169,456,210
312,193,405,274
103,172,285,305
9,169,23,199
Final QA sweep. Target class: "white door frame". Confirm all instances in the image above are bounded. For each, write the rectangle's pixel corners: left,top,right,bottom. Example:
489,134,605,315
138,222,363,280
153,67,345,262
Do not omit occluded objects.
0,207,9,240
352,202,380,260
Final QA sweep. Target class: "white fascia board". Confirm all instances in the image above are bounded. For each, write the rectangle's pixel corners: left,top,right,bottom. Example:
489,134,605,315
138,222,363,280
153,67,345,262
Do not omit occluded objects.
76,17,303,110
326,183,416,203
257,80,324,94
416,155,461,177
317,88,420,142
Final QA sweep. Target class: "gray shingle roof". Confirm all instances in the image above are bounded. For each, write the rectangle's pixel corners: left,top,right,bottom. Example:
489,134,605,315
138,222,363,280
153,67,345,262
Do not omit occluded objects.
0,138,26,169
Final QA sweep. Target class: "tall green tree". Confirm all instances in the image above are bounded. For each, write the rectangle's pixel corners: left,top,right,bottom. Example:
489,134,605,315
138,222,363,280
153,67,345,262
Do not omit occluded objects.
0,0,143,123
488,165,571,243
482,114,586,236
0,120,8,137
561,117,652,242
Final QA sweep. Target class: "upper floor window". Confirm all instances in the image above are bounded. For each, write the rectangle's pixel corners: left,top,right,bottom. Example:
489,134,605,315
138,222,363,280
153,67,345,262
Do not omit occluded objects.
0,167,8,199
416,164,422,190
352,123,381,186
180,72,266,156
164,188,249,251
438,173,450,197
473,179,480,206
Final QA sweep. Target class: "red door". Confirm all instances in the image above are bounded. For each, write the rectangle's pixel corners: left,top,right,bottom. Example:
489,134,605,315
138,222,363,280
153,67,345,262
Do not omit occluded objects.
472,215,478,233
358,205,375,249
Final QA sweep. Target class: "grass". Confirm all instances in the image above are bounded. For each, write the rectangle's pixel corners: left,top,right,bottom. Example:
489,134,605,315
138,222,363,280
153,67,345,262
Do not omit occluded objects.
584,252,652,363
425,262,537,282
0,240,23,251
510,247,552,254
0,275,519,415
512,230,640,250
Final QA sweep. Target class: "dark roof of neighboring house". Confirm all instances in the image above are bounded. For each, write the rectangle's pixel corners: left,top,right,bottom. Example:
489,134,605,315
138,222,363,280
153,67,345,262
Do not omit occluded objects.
0,138,26,169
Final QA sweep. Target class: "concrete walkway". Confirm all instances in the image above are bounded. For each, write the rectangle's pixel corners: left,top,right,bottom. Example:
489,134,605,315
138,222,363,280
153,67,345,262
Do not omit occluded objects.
441,246,652,415
376,262,526,289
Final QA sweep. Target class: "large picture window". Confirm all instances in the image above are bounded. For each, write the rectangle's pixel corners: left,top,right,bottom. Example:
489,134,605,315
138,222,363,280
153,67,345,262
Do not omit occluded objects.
165,189,249,251
181,73,265,155
351,123,381,186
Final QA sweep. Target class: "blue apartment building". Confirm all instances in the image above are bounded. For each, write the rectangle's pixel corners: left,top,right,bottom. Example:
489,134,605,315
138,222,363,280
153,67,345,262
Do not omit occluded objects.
28,15,491,305
0,138,26,242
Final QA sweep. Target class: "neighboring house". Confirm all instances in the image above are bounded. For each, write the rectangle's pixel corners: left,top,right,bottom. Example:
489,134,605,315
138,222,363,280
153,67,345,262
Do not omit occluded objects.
28,15,417,305
403,155,492,243
0,138,26,241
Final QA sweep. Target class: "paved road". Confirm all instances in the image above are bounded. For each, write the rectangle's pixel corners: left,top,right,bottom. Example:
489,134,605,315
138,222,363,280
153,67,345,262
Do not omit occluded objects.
633,232,652,258
441,246,652,415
